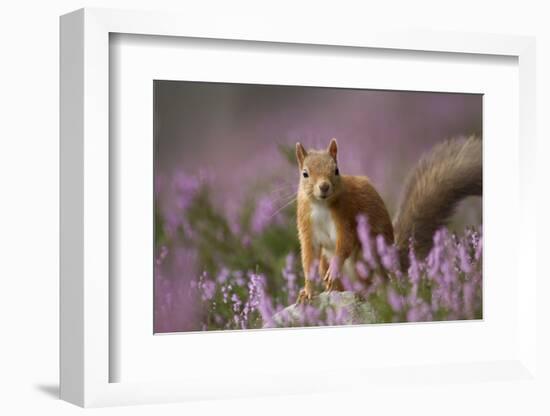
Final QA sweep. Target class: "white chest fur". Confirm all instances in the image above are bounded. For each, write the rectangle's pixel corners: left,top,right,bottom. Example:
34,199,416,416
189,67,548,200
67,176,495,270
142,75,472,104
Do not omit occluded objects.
310,203,337,252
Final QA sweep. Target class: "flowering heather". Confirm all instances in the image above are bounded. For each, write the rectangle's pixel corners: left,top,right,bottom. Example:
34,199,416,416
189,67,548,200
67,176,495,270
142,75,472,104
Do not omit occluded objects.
357,215,377,268
154,168,482,332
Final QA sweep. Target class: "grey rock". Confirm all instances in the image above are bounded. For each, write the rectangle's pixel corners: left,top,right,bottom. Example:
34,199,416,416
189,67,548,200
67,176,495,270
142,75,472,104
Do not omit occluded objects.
267,291,378,328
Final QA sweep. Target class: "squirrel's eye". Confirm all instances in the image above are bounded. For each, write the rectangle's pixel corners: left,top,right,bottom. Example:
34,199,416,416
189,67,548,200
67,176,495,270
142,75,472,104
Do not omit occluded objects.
335,167,340,176
302,170,309,178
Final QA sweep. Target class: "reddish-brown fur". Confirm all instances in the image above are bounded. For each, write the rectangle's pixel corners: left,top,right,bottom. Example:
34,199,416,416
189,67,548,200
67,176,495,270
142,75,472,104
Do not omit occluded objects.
295,139,393,301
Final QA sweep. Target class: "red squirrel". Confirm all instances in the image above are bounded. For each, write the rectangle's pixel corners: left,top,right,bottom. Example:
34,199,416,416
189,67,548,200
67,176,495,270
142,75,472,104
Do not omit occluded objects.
295,137,482,302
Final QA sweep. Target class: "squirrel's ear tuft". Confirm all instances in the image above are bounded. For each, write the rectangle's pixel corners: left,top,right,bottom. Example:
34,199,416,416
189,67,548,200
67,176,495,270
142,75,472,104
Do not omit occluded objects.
296,142,307,168
328,138,338,160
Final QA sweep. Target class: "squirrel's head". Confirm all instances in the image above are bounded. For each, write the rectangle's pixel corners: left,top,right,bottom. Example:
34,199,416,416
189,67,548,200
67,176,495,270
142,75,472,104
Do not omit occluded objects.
295,138,341,202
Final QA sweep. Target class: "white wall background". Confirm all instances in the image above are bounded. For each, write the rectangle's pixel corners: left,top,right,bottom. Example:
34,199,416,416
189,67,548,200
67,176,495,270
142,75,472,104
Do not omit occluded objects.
0,0,548,414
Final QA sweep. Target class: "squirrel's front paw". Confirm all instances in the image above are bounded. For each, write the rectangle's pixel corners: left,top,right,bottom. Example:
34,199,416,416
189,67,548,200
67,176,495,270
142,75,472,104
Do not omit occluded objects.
296,287,313,304
323,268,344,292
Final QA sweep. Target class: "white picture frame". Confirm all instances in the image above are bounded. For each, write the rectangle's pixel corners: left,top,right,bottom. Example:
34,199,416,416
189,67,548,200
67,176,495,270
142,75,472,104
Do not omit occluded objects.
60,7,538,408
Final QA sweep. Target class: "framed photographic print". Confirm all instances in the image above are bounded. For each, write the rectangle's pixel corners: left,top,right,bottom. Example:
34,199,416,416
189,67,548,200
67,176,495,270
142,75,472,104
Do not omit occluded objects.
60,8,538,408
152,80,483,334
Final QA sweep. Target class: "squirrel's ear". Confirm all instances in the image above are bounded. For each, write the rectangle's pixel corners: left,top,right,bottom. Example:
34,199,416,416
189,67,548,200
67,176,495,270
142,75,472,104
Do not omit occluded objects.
296,142,307,168
328,138,338,160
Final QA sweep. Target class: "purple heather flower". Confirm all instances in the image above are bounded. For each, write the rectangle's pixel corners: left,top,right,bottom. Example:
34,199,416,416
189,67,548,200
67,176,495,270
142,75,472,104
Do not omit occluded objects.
303,305,322,326
233,270,245,286
341,275,354,292
284,253,295,270
324,307,336,326
308,259,321,282
231,293,241,312
376,234,387,257
387,288,405,312
458,243,472,273
384,249,399,273
225,205,242,236
363,274,384,298
257,290,277,327
335,307,350,325
221,285,229,303
407,302,432,322
216,267,230,284
251,195,276,234
427,242,444,281
355,261,369,280
357,215,377,267
162,210,182,238
282,253,298,302
200,279,216,301
156,245,169,266
374,235,398,273
441,261,457,285
329,256,341,276
173,171,200,211
324,306,351,326
282,256,297,283
433,228,446,245
283,269,297,283
475,236,483,261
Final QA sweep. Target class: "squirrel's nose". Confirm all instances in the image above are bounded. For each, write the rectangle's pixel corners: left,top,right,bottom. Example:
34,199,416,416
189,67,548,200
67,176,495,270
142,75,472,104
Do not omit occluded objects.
319,182,330,193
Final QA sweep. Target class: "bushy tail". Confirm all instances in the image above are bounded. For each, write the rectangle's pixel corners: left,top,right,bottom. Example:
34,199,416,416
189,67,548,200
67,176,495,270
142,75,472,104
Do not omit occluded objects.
393,135,482,268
